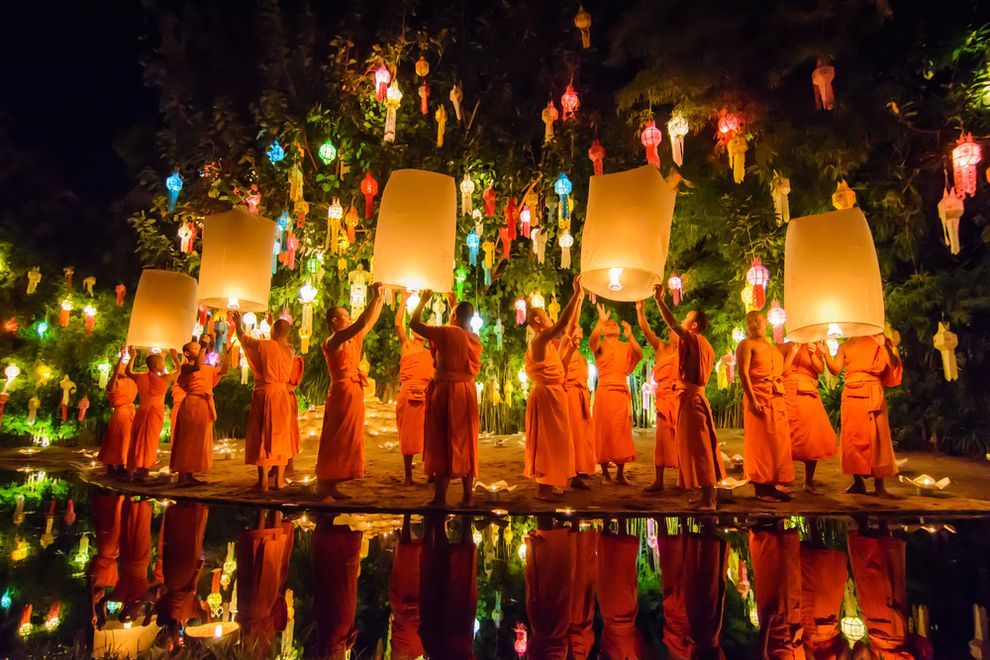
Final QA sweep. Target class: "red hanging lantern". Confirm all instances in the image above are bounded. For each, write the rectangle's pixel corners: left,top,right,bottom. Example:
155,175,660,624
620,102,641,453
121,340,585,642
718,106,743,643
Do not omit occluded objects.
198,304,208,326
83,305,96,335
3,317,18,333
505,197,518,241
499,225,511,259
560,84,580,121
717,110,740,141
745,257,769,310
952,133,982,198
77,395,90,421
588,139,605,176
361,171,379,218
58,300,72,327
374,64,391,102
483,186,496,217
667,273,683,305
640,121,662,168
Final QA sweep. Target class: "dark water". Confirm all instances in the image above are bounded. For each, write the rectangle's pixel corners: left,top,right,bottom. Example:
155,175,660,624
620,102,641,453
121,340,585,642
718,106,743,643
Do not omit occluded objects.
0,470,987,658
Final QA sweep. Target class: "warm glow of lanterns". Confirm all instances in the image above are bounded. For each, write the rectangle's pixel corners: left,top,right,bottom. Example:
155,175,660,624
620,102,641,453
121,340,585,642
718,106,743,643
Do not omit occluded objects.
952,133,982,198
745,258,769,310
667,113,689,166
361,171,379,218
469,313,483,333
717,110,740,138
514,298,527,324
667,273,683,305
640,121,662,168
588,138,606,176
125,271,199,351
561,84,580,120
198,208,277,312
374,64,391,102
767,299,787,343
83,305,97,335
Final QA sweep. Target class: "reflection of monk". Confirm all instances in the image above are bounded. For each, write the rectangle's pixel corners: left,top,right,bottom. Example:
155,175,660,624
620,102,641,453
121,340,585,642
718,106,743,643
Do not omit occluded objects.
750,527,804,657
419,515,477,660
111,498,155,621
311,517,362,657
236,511,294,655
657,527,692,658
155,502,208,637
389,515,424,660
847,530,912,659
800,534,848,659
88,492,122,627
569,527,598,659
596,522,648,659
683,530,728,659
526,523,574,657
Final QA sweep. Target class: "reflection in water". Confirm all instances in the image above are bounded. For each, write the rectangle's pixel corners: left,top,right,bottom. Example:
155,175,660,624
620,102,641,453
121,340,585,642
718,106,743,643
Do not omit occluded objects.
0,476,985,657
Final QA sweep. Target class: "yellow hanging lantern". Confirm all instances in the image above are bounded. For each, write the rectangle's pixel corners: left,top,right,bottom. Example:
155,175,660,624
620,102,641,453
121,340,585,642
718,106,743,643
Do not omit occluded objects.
573,5,592,48
727,134,748,184
770,173,791,225
932,322,959,382
298,281,317,354
326,198,344,253
435,104,447,147
383,81,403,143
832,180,857,210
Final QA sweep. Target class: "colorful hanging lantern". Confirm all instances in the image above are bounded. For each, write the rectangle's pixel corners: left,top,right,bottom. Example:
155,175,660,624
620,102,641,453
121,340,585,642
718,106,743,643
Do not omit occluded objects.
59,375,75,422
460,175,475,216
745,258,769,310
514,298,527,324
531,293,546,309
667,273,683,305
667,114,689,166
415,54,430,78
276,210,290,242
952,133,981,198
454,266,468,299
244,185,261,214
384,81,403,143
3,365,19,391
374,64,391,102
177,222,196,254
97,361,111,389
483,185,496,217
519,205,532,238
541,101,559,142
114,284,126,306
27,396,39,425
574,5,592,48
298,281,317,354
771,174,791,225
640,121,663,168
466,230,480,266
58,300,72,327
435,103,448,147
494,319,504,349
767,300,787,343
449,84,464,122
361,172,379,218
165,171,183,211
727,134,748,183
318,140,337,165
548,296,560,322
832,180,857,210
937,188,963,255
345,206,359,244
498,225,511,260
514,623,529,656
559,230,574,268
469,312,483,333
531,227,548,264
717,110,740,142
932,322,959,382
482,239,495,285
811,58,835,110
504,197,518,241
326,198,344,253
26,268,41,295
588,139,605,176
348,266,370,316
554,173,572,220
267,139,285,164
417,80,431,115
77,396,90,422
83,305,96,335
732,327,746,346
561,84,580,121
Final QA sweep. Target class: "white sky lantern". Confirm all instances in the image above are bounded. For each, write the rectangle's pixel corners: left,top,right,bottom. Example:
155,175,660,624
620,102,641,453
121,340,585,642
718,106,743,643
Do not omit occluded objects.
372,169,457,292
198,207,277,312
784,208,884,342
580,165,676,301
126,270,199,351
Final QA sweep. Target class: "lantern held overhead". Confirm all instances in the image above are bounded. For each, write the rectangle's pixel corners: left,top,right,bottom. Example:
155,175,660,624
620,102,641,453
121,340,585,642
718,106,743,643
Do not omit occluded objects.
197,207,277,312
126,270,199,351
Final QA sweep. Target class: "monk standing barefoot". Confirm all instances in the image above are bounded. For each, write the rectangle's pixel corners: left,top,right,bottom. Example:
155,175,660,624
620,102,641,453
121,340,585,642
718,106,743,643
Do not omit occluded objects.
654,285,723,511
170,339,226,486
125,347,180,481
590,305,642,485
394,290,434,487
779,342,836,494
559,325,595,490
233,312,296,492
316,283,385,501
410,291,482,508
98,349,137,476
524,276,584,501
286,353,304,476
822,334,903,497
636,299,680,492
737,311,794,502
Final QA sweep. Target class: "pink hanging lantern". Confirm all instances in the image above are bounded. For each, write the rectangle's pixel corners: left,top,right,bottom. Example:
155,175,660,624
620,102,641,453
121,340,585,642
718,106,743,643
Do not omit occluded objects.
373,64,391,102
667,273,683,305
561,84,580,121
745,257,769,310
514,298,527,325
767,299,787,343
361,171,379,218
717,110,740,141
952,133,982,198
519,205,532,238
640,121,662,168
588,139,605,176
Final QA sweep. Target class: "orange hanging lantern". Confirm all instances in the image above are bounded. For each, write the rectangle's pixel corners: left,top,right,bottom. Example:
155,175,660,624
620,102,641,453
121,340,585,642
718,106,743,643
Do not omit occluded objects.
588,139,605,176
361,172,379,218
83,305,96,335
640,121,662,168
952,133,982,198
573,5,592,48
667,273,683,305
373,64,391,102
59,300,72,327
345,206,359,244
745,257,769,310
561,84,580,121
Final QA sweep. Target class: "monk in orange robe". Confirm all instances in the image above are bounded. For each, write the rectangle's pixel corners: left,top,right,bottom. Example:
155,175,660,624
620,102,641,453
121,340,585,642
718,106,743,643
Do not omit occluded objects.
561,325,596,484
596,520,648,659
737,311,794,501
657,526,692,658
822,334,903,496
111,497,155,623
287,354,304,471
683,528,728,659
155,502,208,645
780,343,836,494
87,492,122,627
124,347,180,480
526,521,574,658
237,510,294,655
419,514,477,660
750,525,805,657
525,276,584,499
99,351,138,475
395,291,434,486
569,526,598,659
800,527,848,659
654,286,724,511
410,293,482,508
233,312,296,491
316,284,385,500
389,515,424,660
590,304,643,484
637,300,681,492
848,529,912,659
170,340,226,485
312,516,362,657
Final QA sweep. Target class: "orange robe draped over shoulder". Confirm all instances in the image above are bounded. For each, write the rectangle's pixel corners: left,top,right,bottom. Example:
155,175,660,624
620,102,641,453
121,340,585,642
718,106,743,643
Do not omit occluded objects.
317,338,367,481
88,493,123,590
847,532,912,659
800,545,848,659
169,365,218,474
111,498,153,607
569,530,598,659
237,522,294,651
780,345,836,462
676,332,726,489
526,528,574,659
525,342,575,488
658,533,692,658
157,502,207,626
396,349,433,456
128,371,171,471
653,343,681,468
99,376,137,467
750,529,805,659
423,326,482,478
312,525,362,657
243,337,295,467
840,337,902,478
419,527,477,660
742,341,795,486
564,348,596,475
288,355,304,456
596,532,648,659
683,533,728,659
389,539,424,660
593,341,638,465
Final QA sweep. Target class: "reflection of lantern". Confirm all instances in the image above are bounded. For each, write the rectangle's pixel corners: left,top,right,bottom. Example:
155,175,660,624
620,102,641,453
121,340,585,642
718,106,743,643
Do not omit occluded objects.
298,281,317,354
952,133,981,198
573,5,591,48
127,270,200,350
374,64,391,102
361,172,379,218
541,101,559,142
460,175,475,216
514,298,527,324
59,300,72,327
832,180,857,210
198,208,276,312
937,188,963,255
667,273,683,305
767,300,787,343
588,139,605,176
165,171,183,211
667,114,689,166
372,170,457,292
640,121,662,168
383,81,402,143
319,140,337,165
784,208,884,342
580,166,676,301
745,258,769,310
83,305,96,335
561,84,580,121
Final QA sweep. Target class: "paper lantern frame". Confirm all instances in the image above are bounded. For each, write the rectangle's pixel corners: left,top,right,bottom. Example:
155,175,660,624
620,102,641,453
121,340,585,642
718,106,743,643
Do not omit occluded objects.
197,208,277,312
126,270,199,351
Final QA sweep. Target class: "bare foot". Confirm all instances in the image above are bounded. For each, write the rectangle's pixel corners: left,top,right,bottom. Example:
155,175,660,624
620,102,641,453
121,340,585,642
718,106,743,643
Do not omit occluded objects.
643,481,664,493
424,498,445,508
615,475,630,486
845,481,867,495
403,478,414,487
325,485,351,500
570,477,590,491
459,497,474,507
804,482,822,495
873,488,897,499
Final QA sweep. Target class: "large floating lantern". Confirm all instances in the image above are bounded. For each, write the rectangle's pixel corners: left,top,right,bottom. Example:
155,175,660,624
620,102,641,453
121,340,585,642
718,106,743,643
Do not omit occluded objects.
126,269,199,350
784,208,884,342
372,169,457,292
580,165,676,301
197,207,277,312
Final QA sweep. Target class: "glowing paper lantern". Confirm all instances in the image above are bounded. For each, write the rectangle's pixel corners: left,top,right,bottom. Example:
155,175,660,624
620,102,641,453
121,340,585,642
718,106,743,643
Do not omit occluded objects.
784,208,884,342
667,114,689,166
832,180,857,210
298,281,317,354
460,175,475,216
588,139,605,176
371,169,457,292
126,270,199,351
483,186,496,217
717,110,740,140
573,5,591,48
952,133,981,198
514,298,527,324
580,165,676,301
83,305,96,335
198,207,277,312
361,172,379,218
469,313,483,332
466,230,480,266
811,58,836,110
318,140,337,165
449,84,464,122
745,258,769,310
640,121,662,168
932,322,958,382
374,64,391,102
937,188,963,255
383,82,402,143
519,205,532,238
554,173,572,220
267,139,285,164
454,267,467,298
667,273,683,305
767,300,787,343
541,101,559,142
728,135,748,183
561,84,580,121
3,365,19,391
165,171,183,211
771,174,791,225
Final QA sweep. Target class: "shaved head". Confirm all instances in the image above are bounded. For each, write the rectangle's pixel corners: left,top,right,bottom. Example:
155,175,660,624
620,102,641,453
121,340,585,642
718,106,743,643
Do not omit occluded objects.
272,318,291,339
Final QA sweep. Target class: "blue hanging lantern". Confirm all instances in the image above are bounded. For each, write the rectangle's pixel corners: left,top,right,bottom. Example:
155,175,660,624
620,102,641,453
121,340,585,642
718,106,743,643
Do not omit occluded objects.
267,139,286,164
466,231,480,266
272,239,281,275
276,211,291,241
165,171,183,211
554,173,572,220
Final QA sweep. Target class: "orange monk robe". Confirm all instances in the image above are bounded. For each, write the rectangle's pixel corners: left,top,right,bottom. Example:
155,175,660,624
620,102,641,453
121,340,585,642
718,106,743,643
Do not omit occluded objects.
847,532,912,659
111,498,153,607
676,332,726,490
389,539,424,660
169,380,185,442
88,493,123,591
423,326,482,478
396,349,433,456
525,528,574,659
236,522,295,651
839,337,903,478
653,344,681,468
419,528,477,660
312,525,362,656
593,341,639,464
98,376,137,467
596,532,648,659
658,533,692,658
563,348,596,475
169,365,219,474
525,341,575,489
742,342,795,486
799,545,848,660
127,371,172,471
779,345,836,462
156,502,207,627
242,337,295,468
750,529,805,659
288,355,304,456
317,338,367,481
568,530,598,659
682,533,728,659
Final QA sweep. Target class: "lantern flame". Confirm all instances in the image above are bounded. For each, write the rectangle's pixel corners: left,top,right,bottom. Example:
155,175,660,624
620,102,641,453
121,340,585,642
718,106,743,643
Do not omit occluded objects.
827,323,843,338
227,297,240,310
608,268,624,291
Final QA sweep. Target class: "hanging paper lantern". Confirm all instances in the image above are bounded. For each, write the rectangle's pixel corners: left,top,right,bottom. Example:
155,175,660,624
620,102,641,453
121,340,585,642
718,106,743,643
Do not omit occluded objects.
745,258,769,310
349,266,370,316
832,180,857,210
732,327,746,346
811,58,836,110
519,205,532,238
494,319,504,349
127,270,200,350
83,305,96,335
559,230,574,268
482,239,496,285
667,273,683,305
514,623,529,656
454,266,468,299
374,64,391,102
740,283,756,312
383,81,403,143
771,174,791,225
318,140,337,165
588,139,606,176
198,207,277,312
483,186,496,217
514,298,527,324
165,171,183,211
467,313,483,334
418,80,431,116
3,365,19,391
274,237,284,275
530,293,546,309
58,300,72,327
547,297,560,322
767,300,787,343
932,322,959,382
667,114,689,167
96,361,111,389
267,139,286,164
554,173,573,220
717,110,740,141
178,222,196,254
541,101,559,142
435,104,447,147
415,54,430,77
327,198,344,253
466,231,480,266
640,121,663,168
952,133,981,198
460,175,475,216
345,206,359,244
937,188,963,255
361,172,379,218
275,211,290,242
504,197,519,241
574,5,592,48
76,396,90,422
298,281,317,354
449,84,464,123
727,135,748,183
498,225,511,260
561,84,580,121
